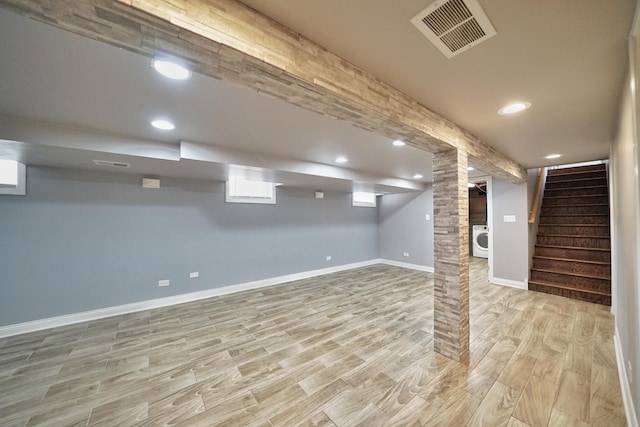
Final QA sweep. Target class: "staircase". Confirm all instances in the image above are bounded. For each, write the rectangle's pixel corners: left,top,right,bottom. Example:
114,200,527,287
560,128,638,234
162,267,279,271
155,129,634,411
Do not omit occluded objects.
529,164,611,305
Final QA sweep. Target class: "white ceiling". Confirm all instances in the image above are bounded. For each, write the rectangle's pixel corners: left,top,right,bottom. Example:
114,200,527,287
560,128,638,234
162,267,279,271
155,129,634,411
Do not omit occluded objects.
0,8,430,193
0,0,635,191
240,0,635,168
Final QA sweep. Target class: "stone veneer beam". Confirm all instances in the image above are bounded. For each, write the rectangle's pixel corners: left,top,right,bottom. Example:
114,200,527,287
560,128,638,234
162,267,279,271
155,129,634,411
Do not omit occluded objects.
0,0,525,183
433,148,470,361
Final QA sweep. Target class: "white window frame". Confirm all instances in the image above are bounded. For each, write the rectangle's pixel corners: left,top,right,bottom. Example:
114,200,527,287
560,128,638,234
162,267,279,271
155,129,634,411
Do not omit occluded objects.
225,178,276,204
352,191,377,207
0,160,26,196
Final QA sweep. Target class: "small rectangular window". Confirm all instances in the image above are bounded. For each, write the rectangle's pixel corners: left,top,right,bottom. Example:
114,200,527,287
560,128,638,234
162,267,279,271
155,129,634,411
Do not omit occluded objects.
0,160,26,195
226,178,276,204
353,191,376,207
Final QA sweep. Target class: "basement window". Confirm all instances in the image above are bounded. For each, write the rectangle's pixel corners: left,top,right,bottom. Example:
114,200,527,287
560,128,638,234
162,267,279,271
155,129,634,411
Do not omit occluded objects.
353,191,376,207
0,160,26,196
226,177,276,204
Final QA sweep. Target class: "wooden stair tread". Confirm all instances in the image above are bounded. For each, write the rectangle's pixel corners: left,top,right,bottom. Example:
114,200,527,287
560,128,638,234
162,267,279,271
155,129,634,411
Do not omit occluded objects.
532,255,610,265
548,164,605,171
538,223,609,227
540,213,609,217
531,267,610,280
547,175,606,181
543,202,609,206
544,194,608,199
547,176,606,182
535,244,610,252
538,233,610,239
545,185,608,191
543,203,609,207
528,280,611,297
547,170,605,177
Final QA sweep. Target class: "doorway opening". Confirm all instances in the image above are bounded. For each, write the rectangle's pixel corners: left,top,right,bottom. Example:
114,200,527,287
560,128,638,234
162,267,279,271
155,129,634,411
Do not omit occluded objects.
468,176,493,280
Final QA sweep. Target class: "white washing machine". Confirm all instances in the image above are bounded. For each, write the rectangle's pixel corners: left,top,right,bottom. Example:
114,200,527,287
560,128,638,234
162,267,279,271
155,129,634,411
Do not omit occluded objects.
472,225,489,258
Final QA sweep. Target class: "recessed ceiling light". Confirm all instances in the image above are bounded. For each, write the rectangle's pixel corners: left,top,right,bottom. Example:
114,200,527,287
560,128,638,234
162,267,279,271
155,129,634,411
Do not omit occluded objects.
544,154,562,159
498,102,531,115
152,60,191,80
151,119,175,130
335,156,348,163
413,174,423,179
392,139,406,147
468,167,474,171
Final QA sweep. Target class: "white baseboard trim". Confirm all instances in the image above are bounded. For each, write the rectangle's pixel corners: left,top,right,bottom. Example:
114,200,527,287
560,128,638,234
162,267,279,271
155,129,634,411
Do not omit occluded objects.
491,276,527,290
379,259,434,273
0,259,380,339
615,327,639,427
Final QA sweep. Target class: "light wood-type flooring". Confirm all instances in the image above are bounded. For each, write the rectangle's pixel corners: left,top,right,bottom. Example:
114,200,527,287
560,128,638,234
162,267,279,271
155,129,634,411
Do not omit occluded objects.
0,258,626,426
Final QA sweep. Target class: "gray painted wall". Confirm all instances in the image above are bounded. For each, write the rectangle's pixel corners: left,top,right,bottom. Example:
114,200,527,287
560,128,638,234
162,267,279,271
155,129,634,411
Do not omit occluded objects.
379,180,530,287
378,188,434,267
491,178,529,284
0,167,379,326
0,165,545,330
611,71,640,417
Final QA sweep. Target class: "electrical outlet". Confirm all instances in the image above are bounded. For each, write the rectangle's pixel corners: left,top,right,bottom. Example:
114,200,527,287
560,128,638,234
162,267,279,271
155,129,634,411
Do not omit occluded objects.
425,214,430,221
403,252,409,257
158,279,170,287
326,256,332,261
190,272,199,279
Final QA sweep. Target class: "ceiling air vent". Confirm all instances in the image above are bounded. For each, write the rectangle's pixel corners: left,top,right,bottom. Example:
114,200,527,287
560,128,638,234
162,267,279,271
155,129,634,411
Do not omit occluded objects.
93,159,131,168
410,0,496,58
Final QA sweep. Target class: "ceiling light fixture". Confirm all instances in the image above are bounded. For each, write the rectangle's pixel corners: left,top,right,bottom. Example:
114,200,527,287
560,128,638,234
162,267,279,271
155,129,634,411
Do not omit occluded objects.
544,154,562,159
392,140,406,147
413,174,424,179
335,156,348,164
498,102,531,115
152,60,191,80
151,119,175,130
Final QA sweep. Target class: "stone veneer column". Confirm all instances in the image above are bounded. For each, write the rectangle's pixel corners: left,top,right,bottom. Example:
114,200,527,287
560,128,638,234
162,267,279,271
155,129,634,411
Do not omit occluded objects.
432,148,470,362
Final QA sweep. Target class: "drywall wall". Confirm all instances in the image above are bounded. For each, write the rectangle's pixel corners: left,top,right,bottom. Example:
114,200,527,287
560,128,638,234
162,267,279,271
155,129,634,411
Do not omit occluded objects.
491,178,529,286
611,71,640,420
378,188,434,267
0,166,379,326
526,168,546,270
379,180,528,287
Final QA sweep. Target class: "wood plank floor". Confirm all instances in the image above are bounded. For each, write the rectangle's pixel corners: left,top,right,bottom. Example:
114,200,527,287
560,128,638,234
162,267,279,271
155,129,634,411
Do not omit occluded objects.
0,258,626,426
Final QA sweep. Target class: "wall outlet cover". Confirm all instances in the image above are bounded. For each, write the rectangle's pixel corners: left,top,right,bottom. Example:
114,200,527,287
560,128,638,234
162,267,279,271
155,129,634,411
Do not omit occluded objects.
403,252,409,257
158,279,170,287
425,214,430,221
326,256,332,261
142,178,160,189
190,272,199,278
